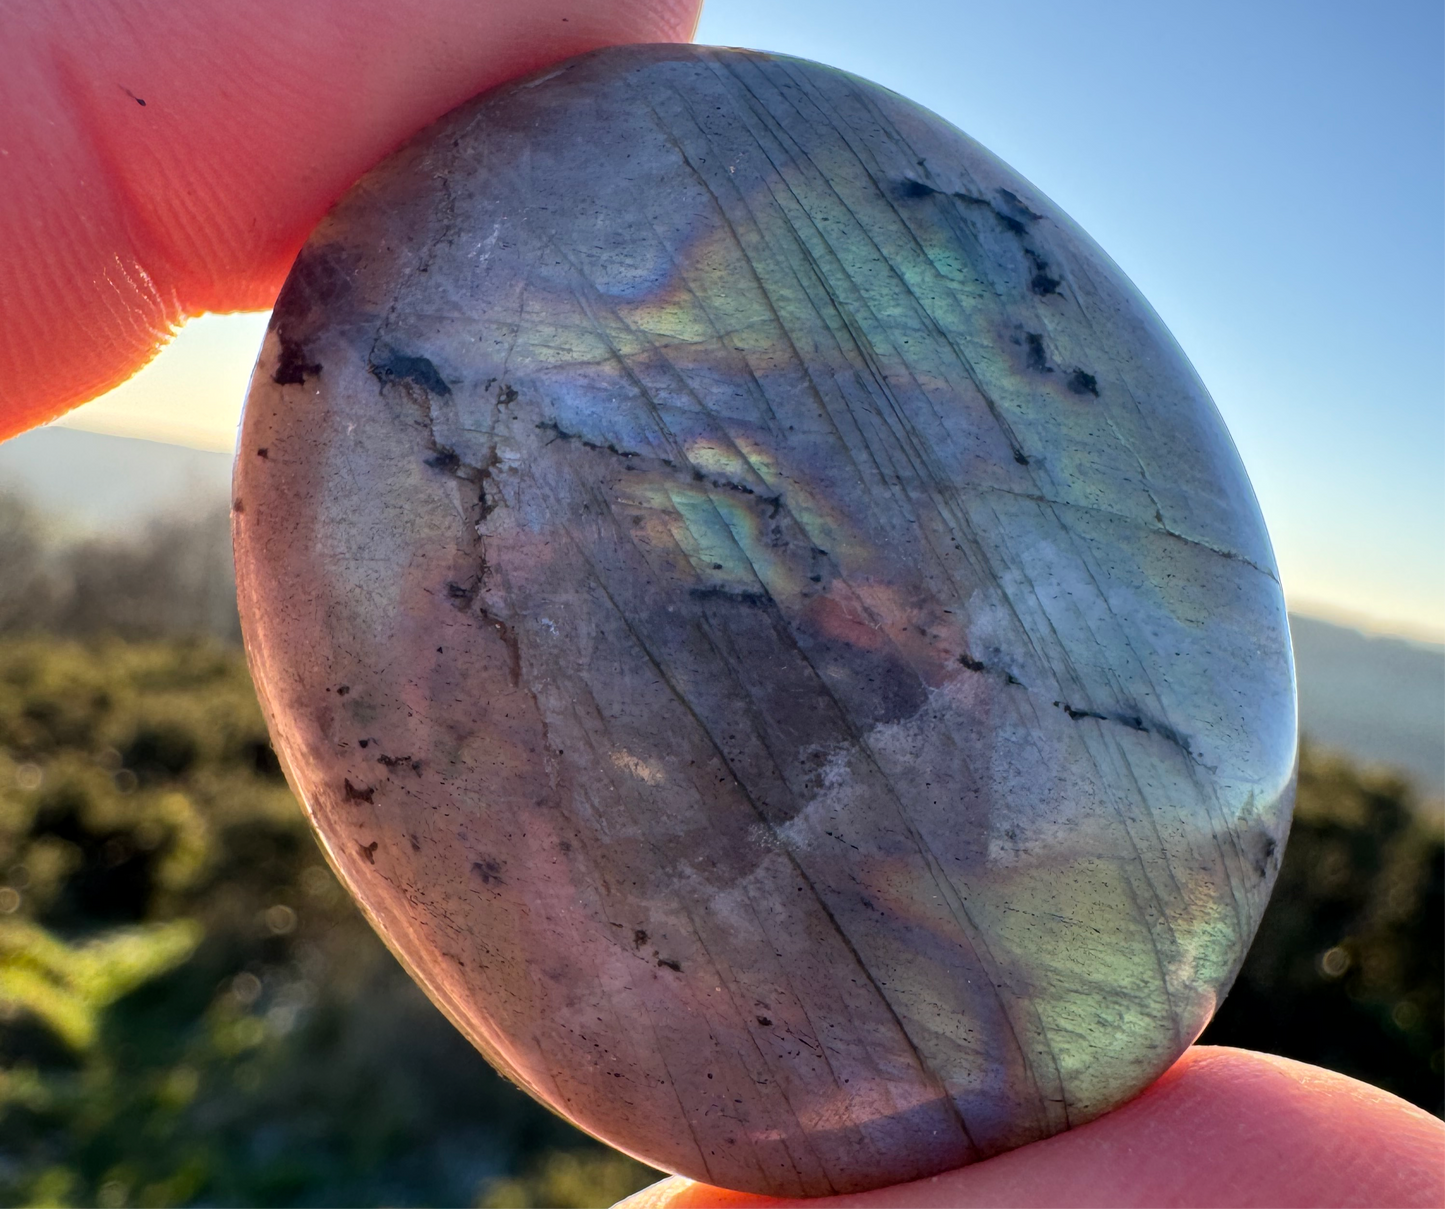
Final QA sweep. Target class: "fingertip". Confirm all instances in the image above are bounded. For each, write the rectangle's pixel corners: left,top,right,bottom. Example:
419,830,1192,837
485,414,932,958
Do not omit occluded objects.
614,1049,1445,1209
616,1174,776,1209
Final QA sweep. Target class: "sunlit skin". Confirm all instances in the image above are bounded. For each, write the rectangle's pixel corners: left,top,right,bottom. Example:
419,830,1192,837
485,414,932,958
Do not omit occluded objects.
1,4,1440,1206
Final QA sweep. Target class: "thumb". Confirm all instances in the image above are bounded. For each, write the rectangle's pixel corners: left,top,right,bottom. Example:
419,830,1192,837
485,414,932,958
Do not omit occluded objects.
0,0,700,438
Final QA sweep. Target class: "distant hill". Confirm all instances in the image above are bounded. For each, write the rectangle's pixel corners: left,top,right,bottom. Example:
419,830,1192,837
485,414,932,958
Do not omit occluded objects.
2,427,1441,797
1292,614,1443,797
0,425,231,532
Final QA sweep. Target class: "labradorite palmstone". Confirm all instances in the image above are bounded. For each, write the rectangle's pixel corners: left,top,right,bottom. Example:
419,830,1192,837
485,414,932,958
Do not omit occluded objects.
234,44,1296,1197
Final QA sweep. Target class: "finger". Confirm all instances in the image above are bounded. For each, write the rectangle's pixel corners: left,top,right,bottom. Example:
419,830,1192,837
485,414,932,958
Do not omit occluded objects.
0,0,700,439
619,1047,1445,1209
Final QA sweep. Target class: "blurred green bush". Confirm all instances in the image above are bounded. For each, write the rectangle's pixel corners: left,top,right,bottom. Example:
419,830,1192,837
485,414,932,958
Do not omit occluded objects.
0,634,1437,1205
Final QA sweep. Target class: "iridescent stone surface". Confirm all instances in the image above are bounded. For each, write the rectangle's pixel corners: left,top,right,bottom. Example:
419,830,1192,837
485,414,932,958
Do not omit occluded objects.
233,45,1296,1197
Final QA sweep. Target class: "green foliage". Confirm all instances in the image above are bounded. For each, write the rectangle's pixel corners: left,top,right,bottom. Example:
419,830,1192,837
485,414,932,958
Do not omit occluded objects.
0,917,202,1050
1201,742,1444,1112
0,638,651,1207
476,1150,661,1209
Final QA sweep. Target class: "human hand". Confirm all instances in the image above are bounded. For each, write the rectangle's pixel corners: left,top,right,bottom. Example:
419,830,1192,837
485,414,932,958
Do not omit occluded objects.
4,7,1441,1207
0,0,699,438
621,1047,1444,1208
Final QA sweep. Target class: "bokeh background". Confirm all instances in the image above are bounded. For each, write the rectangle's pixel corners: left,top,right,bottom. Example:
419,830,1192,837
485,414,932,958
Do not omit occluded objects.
1,1,1441,1205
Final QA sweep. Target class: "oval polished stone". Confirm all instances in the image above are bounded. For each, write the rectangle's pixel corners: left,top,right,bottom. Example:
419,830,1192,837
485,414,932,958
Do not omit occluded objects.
233,44,1296,1197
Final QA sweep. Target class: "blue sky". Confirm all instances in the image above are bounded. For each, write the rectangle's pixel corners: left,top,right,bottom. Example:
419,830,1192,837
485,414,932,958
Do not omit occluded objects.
53,0,1443,638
